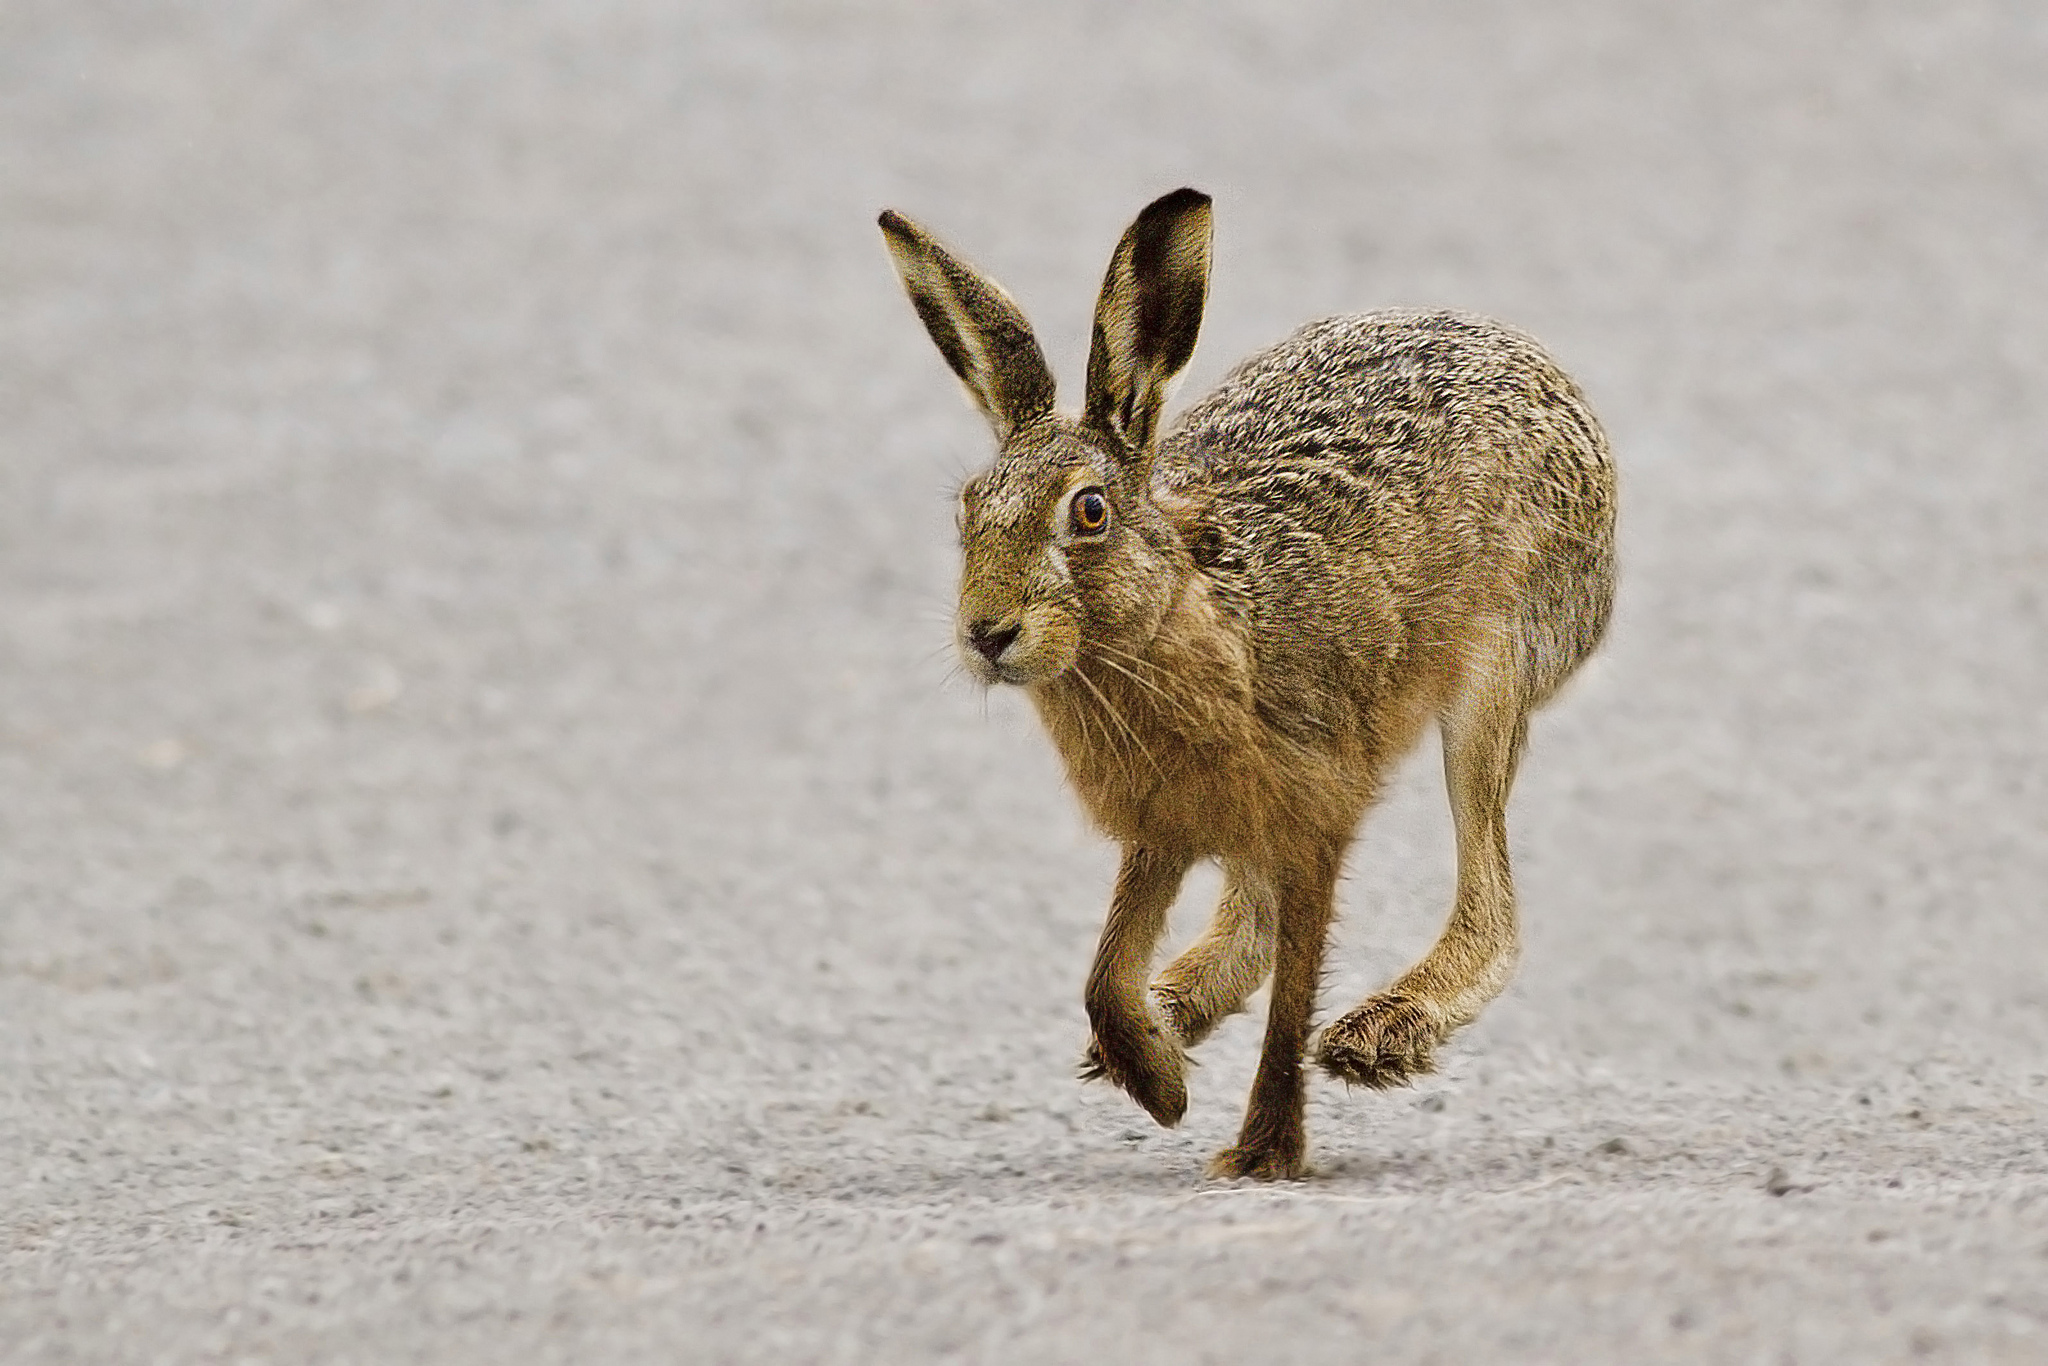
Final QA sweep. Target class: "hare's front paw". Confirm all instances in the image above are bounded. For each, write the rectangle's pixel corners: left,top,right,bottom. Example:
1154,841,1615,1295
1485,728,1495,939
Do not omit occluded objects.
1206,1141,1307,1182
1316,994,1442,1088
1078,990,1191,1078
1079,1007,1188,1128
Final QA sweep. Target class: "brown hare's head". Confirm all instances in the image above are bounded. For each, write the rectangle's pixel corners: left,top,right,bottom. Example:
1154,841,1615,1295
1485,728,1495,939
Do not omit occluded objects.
880,189,1213,687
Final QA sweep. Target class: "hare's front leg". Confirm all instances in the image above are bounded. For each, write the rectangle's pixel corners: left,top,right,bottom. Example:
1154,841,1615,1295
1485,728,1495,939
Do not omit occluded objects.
1208,854,1339,1181
1080,866,1270,1078
1319,688,1529,1088
1085,844,1196,1127
1151,862,1276,1047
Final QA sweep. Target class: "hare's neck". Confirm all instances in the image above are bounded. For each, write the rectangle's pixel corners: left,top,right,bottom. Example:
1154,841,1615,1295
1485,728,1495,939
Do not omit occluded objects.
1030,658,1174,828
1029,579,1249,830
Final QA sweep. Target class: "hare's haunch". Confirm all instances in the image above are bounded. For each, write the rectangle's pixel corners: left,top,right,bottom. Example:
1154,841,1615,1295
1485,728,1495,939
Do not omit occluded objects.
880,190,1615,1181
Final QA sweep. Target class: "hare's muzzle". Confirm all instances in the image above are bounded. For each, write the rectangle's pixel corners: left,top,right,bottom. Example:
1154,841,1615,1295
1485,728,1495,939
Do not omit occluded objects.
964,618,1022,667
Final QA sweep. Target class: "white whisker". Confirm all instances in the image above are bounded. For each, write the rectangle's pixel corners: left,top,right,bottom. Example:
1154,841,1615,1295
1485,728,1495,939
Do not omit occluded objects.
1074,663,1162,777
1089,647,1203,728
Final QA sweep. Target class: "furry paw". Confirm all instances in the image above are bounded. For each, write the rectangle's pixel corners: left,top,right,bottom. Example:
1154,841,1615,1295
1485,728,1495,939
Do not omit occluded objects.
1079,1009,1188,1128
1316,994,1443,1088
1206,1143,1308,1182
1081,1035,1187,1127
1079,989,1198,1077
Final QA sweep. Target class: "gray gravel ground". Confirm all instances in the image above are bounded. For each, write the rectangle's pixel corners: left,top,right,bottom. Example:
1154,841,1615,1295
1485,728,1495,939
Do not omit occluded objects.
5,2,2048,1361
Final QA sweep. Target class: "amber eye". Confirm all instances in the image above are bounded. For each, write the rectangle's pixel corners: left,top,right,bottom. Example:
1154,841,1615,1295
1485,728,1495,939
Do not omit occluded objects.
1070,487,1110,536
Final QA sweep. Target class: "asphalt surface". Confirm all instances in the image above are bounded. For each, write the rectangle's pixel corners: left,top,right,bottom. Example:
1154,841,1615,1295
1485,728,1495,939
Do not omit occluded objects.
5,3,2048,1362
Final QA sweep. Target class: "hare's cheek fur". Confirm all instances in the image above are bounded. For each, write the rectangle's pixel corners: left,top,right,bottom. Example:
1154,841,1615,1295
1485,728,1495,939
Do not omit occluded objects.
956,580,1082,686
1067,534,1178,651
1004,604,1082,685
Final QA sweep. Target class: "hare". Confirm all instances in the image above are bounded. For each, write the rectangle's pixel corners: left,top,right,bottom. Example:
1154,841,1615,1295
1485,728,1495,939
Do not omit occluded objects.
878,189,1615,1180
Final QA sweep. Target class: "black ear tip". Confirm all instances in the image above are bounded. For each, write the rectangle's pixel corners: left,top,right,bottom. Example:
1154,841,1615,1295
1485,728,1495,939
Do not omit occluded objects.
1151,187,1212,215
878,209,926,245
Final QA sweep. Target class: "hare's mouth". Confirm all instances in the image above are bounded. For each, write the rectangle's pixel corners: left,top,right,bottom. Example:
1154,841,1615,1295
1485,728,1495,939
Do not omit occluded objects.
961,619,1026,685
958,629,1070,688
958,606,1079,687
960,648,1047,688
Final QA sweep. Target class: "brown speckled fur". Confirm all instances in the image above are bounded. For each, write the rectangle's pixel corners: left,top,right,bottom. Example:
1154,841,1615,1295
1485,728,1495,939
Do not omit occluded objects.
879,190,1615,1181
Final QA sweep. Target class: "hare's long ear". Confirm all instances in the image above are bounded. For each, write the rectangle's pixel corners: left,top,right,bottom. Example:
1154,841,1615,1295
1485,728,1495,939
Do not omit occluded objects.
1082,188,1213,474
878,210,1056,440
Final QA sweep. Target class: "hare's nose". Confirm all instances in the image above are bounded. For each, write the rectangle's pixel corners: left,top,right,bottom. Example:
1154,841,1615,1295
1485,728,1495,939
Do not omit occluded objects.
966,619,1021,663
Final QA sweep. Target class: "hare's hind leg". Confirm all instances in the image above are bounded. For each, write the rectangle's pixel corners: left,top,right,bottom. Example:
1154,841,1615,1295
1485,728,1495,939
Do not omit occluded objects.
1317,676,1530,1089
1152,862,1276,1048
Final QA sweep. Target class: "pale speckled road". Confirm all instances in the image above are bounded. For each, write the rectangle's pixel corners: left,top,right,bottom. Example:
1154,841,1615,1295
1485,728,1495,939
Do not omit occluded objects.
4,3,2048,1362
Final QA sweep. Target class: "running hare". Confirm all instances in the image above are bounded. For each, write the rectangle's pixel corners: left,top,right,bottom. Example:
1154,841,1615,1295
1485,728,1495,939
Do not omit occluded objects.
878,189,1614,1180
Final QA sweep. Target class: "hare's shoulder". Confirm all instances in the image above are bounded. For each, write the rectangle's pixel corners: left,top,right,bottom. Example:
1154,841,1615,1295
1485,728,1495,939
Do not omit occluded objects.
1155,313,1466,526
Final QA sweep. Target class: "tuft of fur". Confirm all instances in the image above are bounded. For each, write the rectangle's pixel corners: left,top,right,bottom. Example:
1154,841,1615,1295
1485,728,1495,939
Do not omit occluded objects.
880,190,1615,1181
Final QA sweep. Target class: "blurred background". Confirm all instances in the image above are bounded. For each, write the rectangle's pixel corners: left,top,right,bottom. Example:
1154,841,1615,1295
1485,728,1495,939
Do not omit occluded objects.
4,2,2046,1360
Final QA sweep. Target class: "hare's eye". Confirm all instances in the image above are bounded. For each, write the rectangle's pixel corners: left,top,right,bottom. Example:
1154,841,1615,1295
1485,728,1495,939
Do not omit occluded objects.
1070,488,1110,536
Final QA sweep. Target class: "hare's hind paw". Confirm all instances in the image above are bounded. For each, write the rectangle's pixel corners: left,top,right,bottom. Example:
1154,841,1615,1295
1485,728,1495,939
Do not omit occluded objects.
1206,1143,1308,1182
1316,994,1443,1089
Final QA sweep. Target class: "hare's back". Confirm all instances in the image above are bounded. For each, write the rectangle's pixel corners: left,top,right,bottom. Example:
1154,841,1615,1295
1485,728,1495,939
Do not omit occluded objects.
1167,308,1609,548
1170,309,1603,484
1162,309,1615,697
